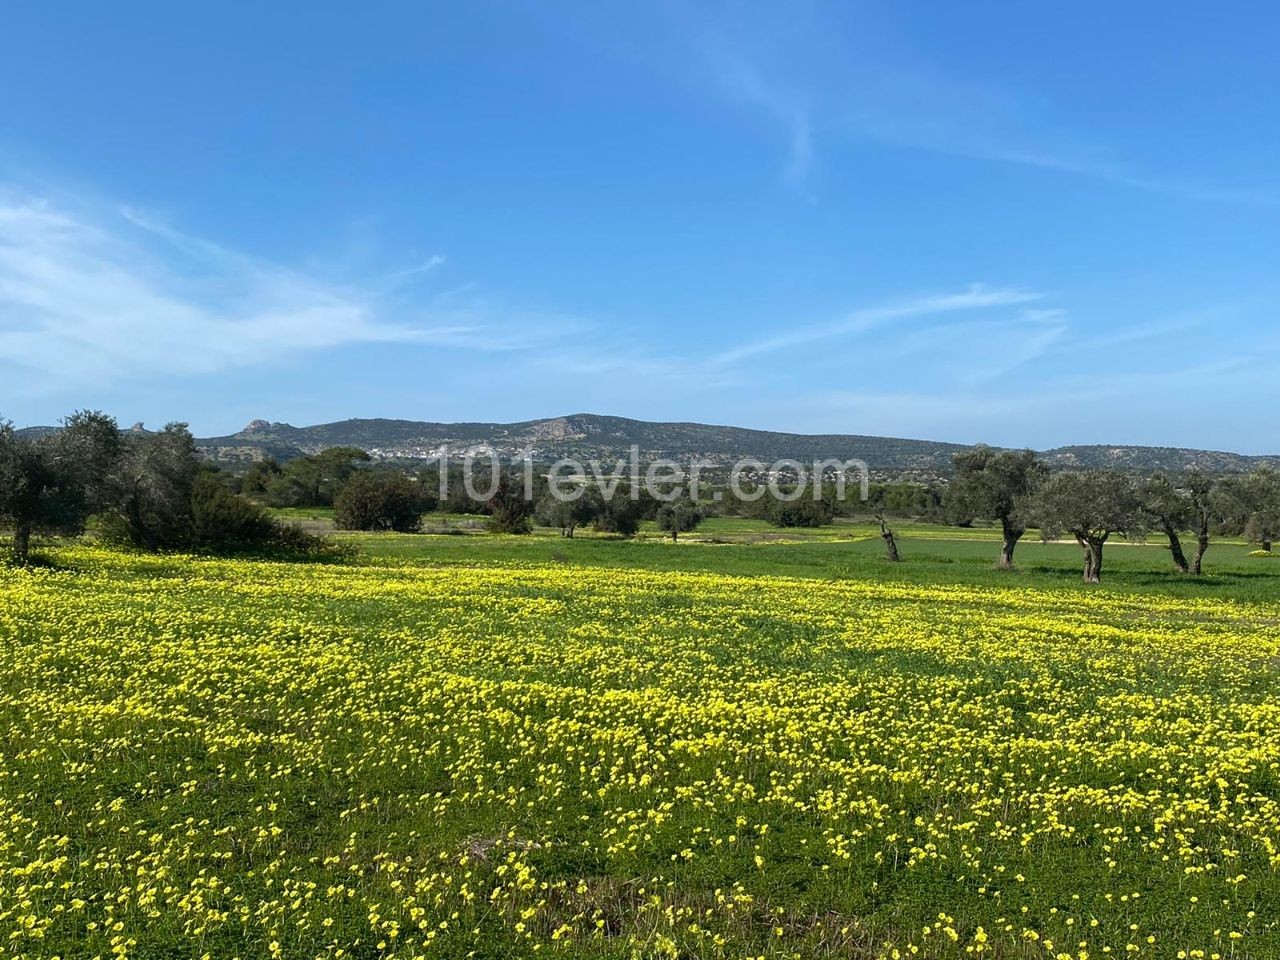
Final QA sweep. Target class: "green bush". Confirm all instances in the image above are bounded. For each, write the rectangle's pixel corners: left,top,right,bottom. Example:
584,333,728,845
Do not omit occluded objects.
334,471,428,532
485,473,534,534
754,495,835,528
190,474,343,559
192,474,279,547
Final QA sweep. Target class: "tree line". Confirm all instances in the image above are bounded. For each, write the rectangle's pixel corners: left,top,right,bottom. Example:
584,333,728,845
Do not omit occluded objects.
300,446,1280,580
0,413,707,554
944,447,1279,582
229,450,709,541
5,414,1279,580
718,448,1279,581
0,413,330,565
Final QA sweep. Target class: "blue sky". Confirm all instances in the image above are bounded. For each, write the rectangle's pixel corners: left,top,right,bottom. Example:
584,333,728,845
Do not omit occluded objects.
2,1,1278,451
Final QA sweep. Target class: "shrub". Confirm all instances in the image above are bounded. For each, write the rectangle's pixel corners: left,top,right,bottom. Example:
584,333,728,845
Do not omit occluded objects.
485,473,534,534
191,474,278,548
189,474,344,559
593,496,643,537
755,496,835,528
334,471,428,532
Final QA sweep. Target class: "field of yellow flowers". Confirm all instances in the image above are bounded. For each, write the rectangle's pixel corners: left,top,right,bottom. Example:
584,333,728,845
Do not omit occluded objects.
1,545,1279,959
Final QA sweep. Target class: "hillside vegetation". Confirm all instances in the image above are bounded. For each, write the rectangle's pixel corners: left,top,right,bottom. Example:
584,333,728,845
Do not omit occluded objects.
183,415,1280,475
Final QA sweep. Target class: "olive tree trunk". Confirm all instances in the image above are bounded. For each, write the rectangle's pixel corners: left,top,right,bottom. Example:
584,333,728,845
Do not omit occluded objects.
998,520,1023,569
878,516,900,562
1162,521,1190,573
1191,534,1209,575
1075,533,1106,583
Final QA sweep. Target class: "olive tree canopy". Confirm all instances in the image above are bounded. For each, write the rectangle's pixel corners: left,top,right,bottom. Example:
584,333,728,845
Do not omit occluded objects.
1031,469,1144,583
0,411,122,564
948,446,1047,568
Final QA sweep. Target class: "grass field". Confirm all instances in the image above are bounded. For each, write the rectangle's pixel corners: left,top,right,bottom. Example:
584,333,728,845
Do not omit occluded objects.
1,525,1279,958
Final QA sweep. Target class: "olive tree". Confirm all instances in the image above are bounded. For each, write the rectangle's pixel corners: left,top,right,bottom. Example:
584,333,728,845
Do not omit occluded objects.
1218,468,1280,553
947,446,1046,569
1140,473,1194,573
592,489,644,538
0,411,122,564
535,490,600,538
864,486,901,561
655,499,703,542
100,423,201,550
1031,470,1144,583
1184,470,1219,575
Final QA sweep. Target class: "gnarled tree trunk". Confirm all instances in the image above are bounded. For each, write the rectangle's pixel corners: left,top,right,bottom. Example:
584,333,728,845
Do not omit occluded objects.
998,519,1023,569
878,516,900,562
1191,534,1209,575
1162,521,1189,573
1075,533,1106,583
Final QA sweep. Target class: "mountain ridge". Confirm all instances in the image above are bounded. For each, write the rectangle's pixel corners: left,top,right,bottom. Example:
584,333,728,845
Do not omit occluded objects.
186,413,1280,477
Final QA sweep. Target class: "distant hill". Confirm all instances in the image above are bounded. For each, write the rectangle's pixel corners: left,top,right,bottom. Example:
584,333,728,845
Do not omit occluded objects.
14,426,60,441
191,414,1280,477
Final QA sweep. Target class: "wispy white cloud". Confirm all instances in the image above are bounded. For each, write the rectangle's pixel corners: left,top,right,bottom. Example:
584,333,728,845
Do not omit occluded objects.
704,46,815,192
378,254,447,292
852,117,1280,206
665,4,1277,207
712,284,1044,366
673,6,819,195
0,188,550,391
897,308,1069,386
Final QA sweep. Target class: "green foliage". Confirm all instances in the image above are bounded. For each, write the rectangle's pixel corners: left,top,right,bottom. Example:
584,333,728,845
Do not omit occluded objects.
863,481,946,520
333,471,430,533
0,411,123,564
1217,468,1280,549
947,446,1046,529
189,473,333,558
264,447,370,508
1033,470,1145,541
534,489,600,537
591,490,645,537
98,423,201,551
753,493,836,528
655,498,703,541
422,465,498,516
238,457,283,495
1031,470,1145,582
191,472,276,544
1140,471,1200,572
1140,472,1193,530
485,472,535,534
